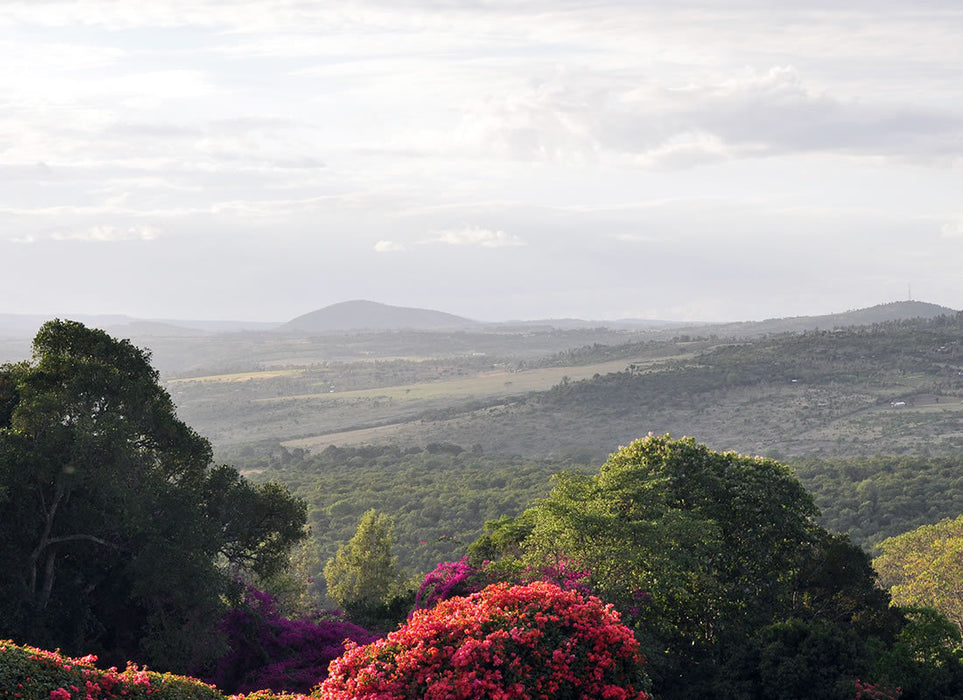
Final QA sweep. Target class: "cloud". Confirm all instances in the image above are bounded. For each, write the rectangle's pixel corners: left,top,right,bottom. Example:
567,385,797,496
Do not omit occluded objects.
428,227,525,248
941,219,963,239
51,226,162,242
464,63,963,169
374,240,405,252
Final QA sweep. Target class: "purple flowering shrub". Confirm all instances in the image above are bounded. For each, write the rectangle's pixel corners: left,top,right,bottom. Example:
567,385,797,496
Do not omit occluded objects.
207,587,377,694
414,558,487,610
415,554,593,612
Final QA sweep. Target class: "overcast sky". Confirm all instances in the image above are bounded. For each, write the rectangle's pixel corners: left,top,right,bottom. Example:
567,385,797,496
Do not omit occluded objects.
2,1,962,323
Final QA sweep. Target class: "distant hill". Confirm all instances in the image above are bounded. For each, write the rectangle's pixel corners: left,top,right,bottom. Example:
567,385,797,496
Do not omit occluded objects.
278,300,479,333
695,301,957,338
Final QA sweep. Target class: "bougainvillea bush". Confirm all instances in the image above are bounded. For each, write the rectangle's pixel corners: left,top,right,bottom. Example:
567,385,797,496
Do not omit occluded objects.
318,580,651,699
206,587,377,694
0,640,224,700
414,558,487,611
414,555,591,612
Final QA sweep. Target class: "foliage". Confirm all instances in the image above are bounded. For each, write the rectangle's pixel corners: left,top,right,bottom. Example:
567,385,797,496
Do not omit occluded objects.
874,515,963,635
469,435,927,697
323,509,412,629
871,607,963,699
517,436,819,650
791,456,963,549
0,321,306,671
317,580,651,699
242,443,566,589
204,588,376,695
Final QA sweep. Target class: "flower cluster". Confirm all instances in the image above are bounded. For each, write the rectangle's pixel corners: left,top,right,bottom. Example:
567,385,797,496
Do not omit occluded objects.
318,581,651,699
414,558,486,610
855,679,902,700
530,556,592,596
207,587,377,694
415,554,594,613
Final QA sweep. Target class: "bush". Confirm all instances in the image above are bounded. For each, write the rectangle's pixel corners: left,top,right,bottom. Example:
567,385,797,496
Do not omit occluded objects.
318,581,651,699
206,588,377,694
0,640,223,700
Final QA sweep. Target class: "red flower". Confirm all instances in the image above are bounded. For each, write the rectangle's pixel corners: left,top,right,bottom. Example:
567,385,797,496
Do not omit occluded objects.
319,581,650,699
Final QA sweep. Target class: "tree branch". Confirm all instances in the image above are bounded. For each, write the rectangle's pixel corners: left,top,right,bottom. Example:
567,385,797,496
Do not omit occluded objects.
46,534,125,549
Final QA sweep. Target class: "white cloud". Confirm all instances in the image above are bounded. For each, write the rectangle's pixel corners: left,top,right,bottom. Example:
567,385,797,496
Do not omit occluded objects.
51,226,162,242
941,219,963,239
374,240,405,252
429,227,525,248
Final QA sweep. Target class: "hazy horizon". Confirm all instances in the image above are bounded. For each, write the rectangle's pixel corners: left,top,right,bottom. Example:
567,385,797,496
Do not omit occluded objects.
3,2,962,323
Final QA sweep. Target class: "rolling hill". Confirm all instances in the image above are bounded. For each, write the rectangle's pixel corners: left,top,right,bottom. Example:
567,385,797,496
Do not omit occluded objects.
277,300,479,333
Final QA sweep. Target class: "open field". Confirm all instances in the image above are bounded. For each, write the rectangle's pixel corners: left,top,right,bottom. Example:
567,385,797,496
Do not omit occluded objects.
168,339,699,449
264,357,647,403
168,368,306,383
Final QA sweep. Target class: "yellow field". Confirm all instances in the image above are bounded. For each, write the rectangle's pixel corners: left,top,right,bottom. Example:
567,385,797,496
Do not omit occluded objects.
168,369,305,383
261,358,640,404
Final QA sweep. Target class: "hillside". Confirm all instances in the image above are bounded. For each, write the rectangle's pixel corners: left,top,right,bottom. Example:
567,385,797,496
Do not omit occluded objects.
697,300,956,338
262,313,963,461
278,300,478,333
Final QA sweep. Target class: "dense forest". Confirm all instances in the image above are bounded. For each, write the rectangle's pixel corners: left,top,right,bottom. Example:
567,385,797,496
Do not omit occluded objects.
236,443,963,586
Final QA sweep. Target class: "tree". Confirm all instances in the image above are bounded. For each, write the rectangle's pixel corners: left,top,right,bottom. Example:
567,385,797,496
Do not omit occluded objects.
470,435,904,695
522,436,819,651
874,514,963,635
323,508,409,627
0,320,306,670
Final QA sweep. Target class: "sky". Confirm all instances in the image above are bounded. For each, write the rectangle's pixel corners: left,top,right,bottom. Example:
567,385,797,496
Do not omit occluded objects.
2,1,962,324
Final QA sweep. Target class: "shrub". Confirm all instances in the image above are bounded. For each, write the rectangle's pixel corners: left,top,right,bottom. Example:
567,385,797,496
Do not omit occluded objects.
414,555,590,612
318,580,650,699
206,588,377,694
0,640,222,700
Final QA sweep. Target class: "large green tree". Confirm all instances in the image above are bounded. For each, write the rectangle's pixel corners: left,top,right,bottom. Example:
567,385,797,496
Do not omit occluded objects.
0,320,306,670
518,436,819,650
470,435,906,697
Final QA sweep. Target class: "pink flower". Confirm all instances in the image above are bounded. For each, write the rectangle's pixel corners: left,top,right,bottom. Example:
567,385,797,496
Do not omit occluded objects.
319,581,650,699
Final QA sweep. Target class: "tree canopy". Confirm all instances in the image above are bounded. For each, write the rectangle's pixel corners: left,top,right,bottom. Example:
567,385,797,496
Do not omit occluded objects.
0,320,307,671
323,508,410,628
874,514,963,635
468,434,915,697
